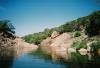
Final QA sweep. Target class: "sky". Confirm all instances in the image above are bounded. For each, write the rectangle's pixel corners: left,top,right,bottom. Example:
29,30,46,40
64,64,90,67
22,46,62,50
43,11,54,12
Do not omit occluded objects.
0,0,100,36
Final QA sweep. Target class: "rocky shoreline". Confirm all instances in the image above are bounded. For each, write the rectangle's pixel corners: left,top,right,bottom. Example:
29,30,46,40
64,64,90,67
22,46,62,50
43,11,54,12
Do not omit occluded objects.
0,33,38,57
39,31,100,61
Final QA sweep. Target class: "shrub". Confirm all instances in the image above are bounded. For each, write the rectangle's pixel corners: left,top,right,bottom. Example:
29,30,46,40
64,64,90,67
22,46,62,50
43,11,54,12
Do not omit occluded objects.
90,41,100,52
72,42,87,50
74,31,81,37
23,31,51,45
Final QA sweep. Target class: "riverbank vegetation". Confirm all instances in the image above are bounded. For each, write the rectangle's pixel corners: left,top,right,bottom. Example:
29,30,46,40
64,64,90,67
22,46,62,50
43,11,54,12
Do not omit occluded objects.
23,11,100,45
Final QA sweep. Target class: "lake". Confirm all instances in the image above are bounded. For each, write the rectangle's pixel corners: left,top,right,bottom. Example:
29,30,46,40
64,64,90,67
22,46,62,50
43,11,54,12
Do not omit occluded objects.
0,47,100,68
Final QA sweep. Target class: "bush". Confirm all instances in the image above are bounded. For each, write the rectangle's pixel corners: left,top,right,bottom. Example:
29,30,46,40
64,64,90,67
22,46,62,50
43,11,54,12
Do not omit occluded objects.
74,31,81,37
85,11,100,37
90,41,100,52
23,31,51,45
72,42,87,50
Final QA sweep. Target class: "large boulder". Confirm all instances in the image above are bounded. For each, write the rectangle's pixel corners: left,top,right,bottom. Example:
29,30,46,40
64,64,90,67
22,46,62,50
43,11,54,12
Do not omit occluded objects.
40,32,73,60
50,33,73,60
40,37,52,54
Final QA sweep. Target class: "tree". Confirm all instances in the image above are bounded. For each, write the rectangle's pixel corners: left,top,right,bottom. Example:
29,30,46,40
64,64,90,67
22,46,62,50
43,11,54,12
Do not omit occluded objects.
85,11,100,37
0,20,15,38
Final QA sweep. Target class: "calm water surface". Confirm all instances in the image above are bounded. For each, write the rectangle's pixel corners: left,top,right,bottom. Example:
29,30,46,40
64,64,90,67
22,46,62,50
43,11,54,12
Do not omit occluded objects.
12,53,66,68
0,48,100,68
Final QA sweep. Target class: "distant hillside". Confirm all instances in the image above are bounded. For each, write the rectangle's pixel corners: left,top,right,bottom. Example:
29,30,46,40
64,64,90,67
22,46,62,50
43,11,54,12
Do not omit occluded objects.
23,10,100,45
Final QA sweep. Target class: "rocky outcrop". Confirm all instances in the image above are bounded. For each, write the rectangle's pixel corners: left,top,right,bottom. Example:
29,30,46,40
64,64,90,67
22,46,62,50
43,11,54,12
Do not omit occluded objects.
50,33,73,60
40,31,73,60
0,33,38,54
0,33,16,51
40,37,52,54
14,38,38,53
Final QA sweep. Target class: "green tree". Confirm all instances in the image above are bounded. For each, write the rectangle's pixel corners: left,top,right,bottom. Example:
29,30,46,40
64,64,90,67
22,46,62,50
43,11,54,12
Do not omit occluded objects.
0,20,15,38
85,11,100,37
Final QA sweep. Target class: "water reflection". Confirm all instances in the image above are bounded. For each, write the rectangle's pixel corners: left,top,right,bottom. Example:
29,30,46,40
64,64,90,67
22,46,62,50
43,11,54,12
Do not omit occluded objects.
0,46,100,68
30,49,100,68
67,52,100,68
0,47,15,68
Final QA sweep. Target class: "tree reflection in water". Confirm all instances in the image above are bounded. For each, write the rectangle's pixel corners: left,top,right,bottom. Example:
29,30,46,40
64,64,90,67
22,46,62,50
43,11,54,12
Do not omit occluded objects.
0,47,15,68
65,52,100,68
30,49,100,68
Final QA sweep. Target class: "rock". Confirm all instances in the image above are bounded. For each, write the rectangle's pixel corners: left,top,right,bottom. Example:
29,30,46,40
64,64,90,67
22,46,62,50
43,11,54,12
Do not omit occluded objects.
51,46,68,62
14,38,38,53
41,32,73,60
0,34,16,50
40,37,52,54
68,48,76,54
0,33,38,58
22,43,38,53
51,31,59,38
50,35,73,60
78,48,87,55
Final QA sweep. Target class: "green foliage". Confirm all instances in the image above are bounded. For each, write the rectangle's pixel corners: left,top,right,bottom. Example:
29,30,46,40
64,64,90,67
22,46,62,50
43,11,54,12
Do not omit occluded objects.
0,20,15,38
23,29,52,44
74,31,81,37
59,23,74,32
69,52,88,62
90,41,100,52
23,10,100,44
85,11,100,37
72,42,87,50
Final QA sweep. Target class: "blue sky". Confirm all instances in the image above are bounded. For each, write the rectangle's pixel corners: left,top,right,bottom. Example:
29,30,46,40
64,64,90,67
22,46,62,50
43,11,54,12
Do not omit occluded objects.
0,0,100,36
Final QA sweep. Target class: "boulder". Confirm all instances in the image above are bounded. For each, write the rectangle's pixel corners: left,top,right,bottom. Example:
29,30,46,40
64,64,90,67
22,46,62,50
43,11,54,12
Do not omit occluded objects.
51,31,59,38
50,33,73,60
40,37,52,54
41,32,73,60
78,48,87,55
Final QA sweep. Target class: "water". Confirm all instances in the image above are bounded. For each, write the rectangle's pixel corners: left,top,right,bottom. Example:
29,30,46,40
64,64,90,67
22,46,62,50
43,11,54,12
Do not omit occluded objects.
0,48,66,68
12,53,66,68
0,48,100,68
